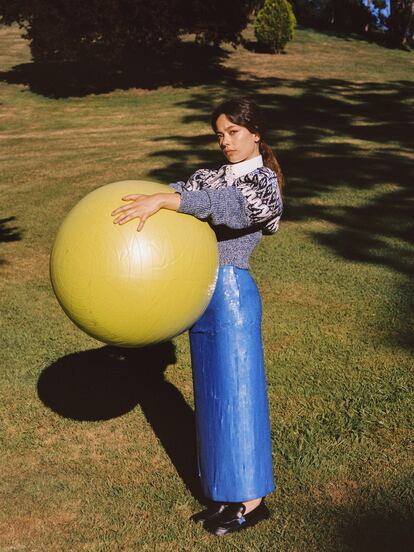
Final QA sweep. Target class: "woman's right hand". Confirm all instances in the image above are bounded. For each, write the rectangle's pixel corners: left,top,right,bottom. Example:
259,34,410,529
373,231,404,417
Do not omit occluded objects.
111,192,181,231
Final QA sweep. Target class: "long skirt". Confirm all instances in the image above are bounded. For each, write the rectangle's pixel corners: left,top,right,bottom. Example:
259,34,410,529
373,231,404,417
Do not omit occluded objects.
189,265,275,502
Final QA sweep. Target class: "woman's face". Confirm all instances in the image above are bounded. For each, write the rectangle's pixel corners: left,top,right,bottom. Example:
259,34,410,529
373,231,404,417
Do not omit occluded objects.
215,113,260,164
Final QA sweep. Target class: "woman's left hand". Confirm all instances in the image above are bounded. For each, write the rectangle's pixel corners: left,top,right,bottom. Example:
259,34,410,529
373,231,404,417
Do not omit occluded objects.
111,194,163,231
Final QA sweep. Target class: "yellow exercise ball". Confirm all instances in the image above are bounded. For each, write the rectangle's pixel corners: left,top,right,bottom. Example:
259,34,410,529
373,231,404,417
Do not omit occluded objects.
50,180,218,347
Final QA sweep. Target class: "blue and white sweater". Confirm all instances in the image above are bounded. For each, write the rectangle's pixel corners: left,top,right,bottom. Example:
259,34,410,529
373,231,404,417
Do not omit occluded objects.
169,155,283,269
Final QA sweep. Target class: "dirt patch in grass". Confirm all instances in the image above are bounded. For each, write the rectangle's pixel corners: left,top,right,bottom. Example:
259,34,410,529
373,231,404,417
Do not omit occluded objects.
321,480,360,506
0,507,79,550
0,249,50,284
302,220,339,233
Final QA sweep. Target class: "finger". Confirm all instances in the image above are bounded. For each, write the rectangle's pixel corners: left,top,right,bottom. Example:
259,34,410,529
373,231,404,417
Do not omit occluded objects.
137,215,147,232
113,205,140,222
113,211,137,224
111,202,137,215
114,215,136,225
122,194,144,201
113,212,129,223
111,196,143,215
111,206,128,216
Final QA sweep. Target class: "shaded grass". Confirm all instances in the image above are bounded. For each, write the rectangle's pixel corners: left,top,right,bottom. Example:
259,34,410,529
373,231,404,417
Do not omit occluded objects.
1,23,413,551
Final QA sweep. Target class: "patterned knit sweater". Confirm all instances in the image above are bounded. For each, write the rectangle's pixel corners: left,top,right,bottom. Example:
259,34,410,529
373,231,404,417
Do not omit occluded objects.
169,160,283,269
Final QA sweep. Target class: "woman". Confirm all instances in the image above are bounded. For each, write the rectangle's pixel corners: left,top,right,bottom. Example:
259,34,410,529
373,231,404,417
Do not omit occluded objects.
112,97,283,536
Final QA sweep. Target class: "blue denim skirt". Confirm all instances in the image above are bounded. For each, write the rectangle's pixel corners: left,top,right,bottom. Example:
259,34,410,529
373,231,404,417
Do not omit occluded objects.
189,265,275,502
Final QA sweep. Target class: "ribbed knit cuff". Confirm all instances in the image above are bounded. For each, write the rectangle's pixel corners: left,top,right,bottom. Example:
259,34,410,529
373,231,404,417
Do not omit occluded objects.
168,182,185,192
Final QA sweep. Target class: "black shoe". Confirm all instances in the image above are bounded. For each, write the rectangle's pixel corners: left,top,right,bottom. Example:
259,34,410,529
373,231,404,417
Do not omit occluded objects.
204,500,271,536
190,503,228,524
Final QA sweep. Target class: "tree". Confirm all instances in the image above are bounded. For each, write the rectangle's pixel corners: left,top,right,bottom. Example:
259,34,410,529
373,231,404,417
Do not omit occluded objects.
254,0,297,53
290,0,374,33
388,0,414,48
179,0,258,46
291,0,413,46
0,0,258,63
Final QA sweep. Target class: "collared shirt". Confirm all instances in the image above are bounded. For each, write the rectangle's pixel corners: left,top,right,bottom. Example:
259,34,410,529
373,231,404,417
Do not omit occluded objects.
224,154,264,180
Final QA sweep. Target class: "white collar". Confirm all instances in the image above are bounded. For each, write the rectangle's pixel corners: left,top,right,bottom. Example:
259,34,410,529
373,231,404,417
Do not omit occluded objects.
224,154,263,179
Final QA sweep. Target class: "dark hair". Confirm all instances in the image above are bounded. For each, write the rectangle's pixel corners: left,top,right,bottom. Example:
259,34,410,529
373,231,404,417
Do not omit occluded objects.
211,97,283,190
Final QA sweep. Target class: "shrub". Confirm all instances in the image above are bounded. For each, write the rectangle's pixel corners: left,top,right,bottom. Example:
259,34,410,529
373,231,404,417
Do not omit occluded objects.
0,0,257,63
254,0,296,53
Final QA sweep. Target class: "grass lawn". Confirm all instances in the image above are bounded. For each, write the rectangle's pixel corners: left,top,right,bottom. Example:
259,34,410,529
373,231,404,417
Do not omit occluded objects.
1,23,413,551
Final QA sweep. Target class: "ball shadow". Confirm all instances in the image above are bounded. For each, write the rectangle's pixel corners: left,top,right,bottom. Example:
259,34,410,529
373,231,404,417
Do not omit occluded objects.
37,342,204,501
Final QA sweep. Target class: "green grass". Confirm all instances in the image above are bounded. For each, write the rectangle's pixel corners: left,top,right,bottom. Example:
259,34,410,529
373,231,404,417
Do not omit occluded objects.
1,23,413,551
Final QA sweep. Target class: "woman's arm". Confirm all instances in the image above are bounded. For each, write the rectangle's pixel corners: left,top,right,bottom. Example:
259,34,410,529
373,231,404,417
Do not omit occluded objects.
111,168,208,231
111,168,282,233
111,187,249,232
177,187,250,229
177,169,283,232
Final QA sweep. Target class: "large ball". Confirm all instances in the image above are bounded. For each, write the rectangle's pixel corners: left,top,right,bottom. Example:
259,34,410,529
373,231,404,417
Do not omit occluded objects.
50,180,218,347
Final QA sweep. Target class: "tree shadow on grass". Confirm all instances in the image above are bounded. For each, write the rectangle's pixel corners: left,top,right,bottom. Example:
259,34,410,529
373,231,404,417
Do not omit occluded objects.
37,342,204,502
304,25,413,51
340,508,414,552
0,216,22,266
242,40,288,54
150,78,413,183
149,77,414,348
0,216,22,242
314,478,414,552
0,42,238,99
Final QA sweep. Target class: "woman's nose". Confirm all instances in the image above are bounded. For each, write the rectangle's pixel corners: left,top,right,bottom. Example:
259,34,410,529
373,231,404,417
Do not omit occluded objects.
222,134,231,147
